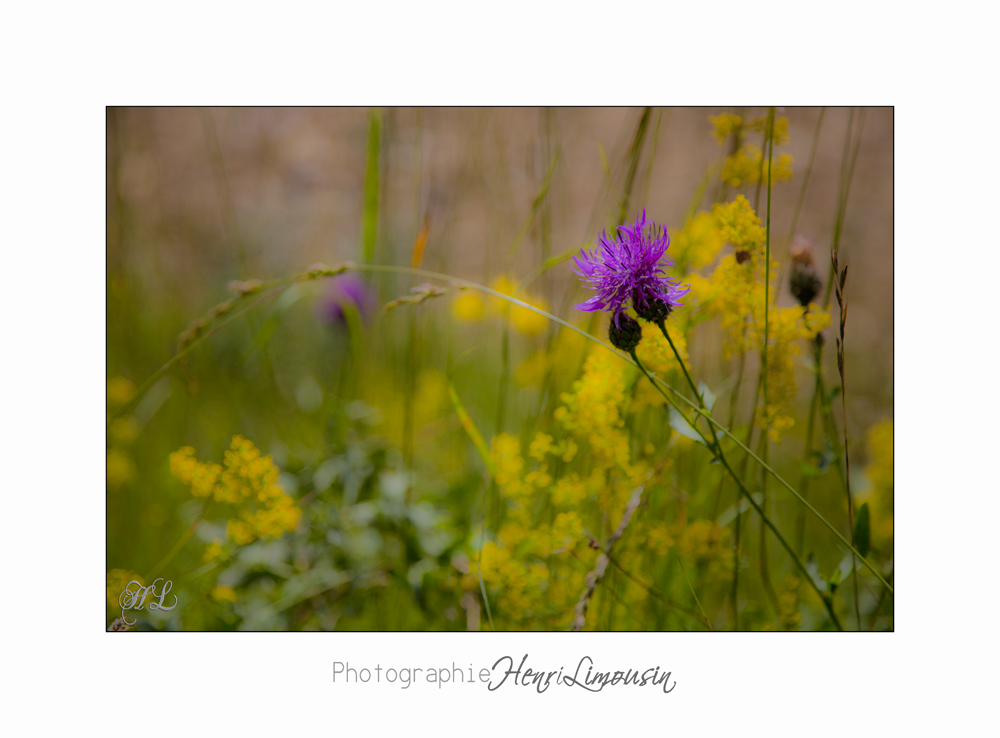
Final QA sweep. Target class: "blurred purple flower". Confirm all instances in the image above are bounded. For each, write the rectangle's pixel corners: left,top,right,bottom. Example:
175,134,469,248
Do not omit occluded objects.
316,274,373,327
572,209,690,327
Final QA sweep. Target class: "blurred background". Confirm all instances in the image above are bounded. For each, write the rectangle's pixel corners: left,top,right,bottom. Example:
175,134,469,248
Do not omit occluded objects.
106,107,892,630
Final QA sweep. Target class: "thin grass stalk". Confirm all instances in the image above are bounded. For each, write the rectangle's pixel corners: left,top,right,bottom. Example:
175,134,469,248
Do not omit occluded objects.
758,107,777,610
833,252,861,629
618,107,653,225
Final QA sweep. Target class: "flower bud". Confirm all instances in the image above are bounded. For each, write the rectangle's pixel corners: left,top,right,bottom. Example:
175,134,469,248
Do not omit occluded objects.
789,238,821,307
634,295,672,323
608,314,642,352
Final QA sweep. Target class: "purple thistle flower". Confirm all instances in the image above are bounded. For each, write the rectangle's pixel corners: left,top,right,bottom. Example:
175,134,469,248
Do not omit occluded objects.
572,209,690,327
316,274,373,327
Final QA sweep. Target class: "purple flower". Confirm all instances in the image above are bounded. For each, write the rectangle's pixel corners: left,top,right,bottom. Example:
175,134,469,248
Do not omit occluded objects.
316,275,373,327
572,209,690,327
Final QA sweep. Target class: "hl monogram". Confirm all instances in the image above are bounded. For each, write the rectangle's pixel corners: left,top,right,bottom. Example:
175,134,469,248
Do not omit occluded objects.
118,578,177,625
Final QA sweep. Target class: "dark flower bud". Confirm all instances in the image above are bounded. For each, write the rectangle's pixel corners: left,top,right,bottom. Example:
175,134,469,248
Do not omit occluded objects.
788,238,821,307
609,313,642,352
634,295,672,323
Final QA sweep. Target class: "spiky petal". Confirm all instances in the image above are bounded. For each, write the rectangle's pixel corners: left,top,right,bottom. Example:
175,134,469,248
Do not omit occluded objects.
572,209,690,327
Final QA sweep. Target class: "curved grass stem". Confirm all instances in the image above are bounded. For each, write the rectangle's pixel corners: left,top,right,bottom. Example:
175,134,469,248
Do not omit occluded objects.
629,346,842,630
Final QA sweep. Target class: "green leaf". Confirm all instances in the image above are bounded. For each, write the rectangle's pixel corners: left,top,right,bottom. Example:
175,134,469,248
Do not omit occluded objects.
828,385,842,403
448,382,498,478
698,381,716,412
854,502,871,558
669,407,705,445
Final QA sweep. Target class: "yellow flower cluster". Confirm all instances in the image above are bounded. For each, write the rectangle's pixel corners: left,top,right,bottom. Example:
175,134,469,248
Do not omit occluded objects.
677,519,732,587
170,436,301,549
632,322,688,411
555,350,632,473
756,305,830,441
711,113,794,188
668,211,725,270
469,432,599,628
710,113,744,143
865,420,894,543
678,519,729,566
106,569,143,610
720,146,793,189
451,290,484,322
688,197,830,441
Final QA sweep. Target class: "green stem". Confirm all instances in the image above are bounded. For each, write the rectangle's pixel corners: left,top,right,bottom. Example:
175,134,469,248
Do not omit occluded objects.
630,347,841,630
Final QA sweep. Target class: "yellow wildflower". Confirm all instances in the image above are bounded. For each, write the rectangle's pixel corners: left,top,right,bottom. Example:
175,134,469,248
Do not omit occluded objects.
107,376,136,410
204,539,224,563
452,290,484,322
865,420,894,543
710,113,743,143
211,584,238,603
171,436,301,548
669,211,724,270
106,449,136,489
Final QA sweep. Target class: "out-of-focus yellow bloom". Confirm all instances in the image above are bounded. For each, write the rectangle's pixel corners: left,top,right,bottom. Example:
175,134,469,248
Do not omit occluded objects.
211,584,238,603
204,539,224,562
865,420,893,543
487,274,549,336
452,290,484,322
107,448,136,489
106,570,143,610
710,113,743,143
511,295,549,336
677,520,732,588
669,211,724,270
107,376,136,410
515,351,551,387
721,145,793,188
529,432,553,461
647,523,674,557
